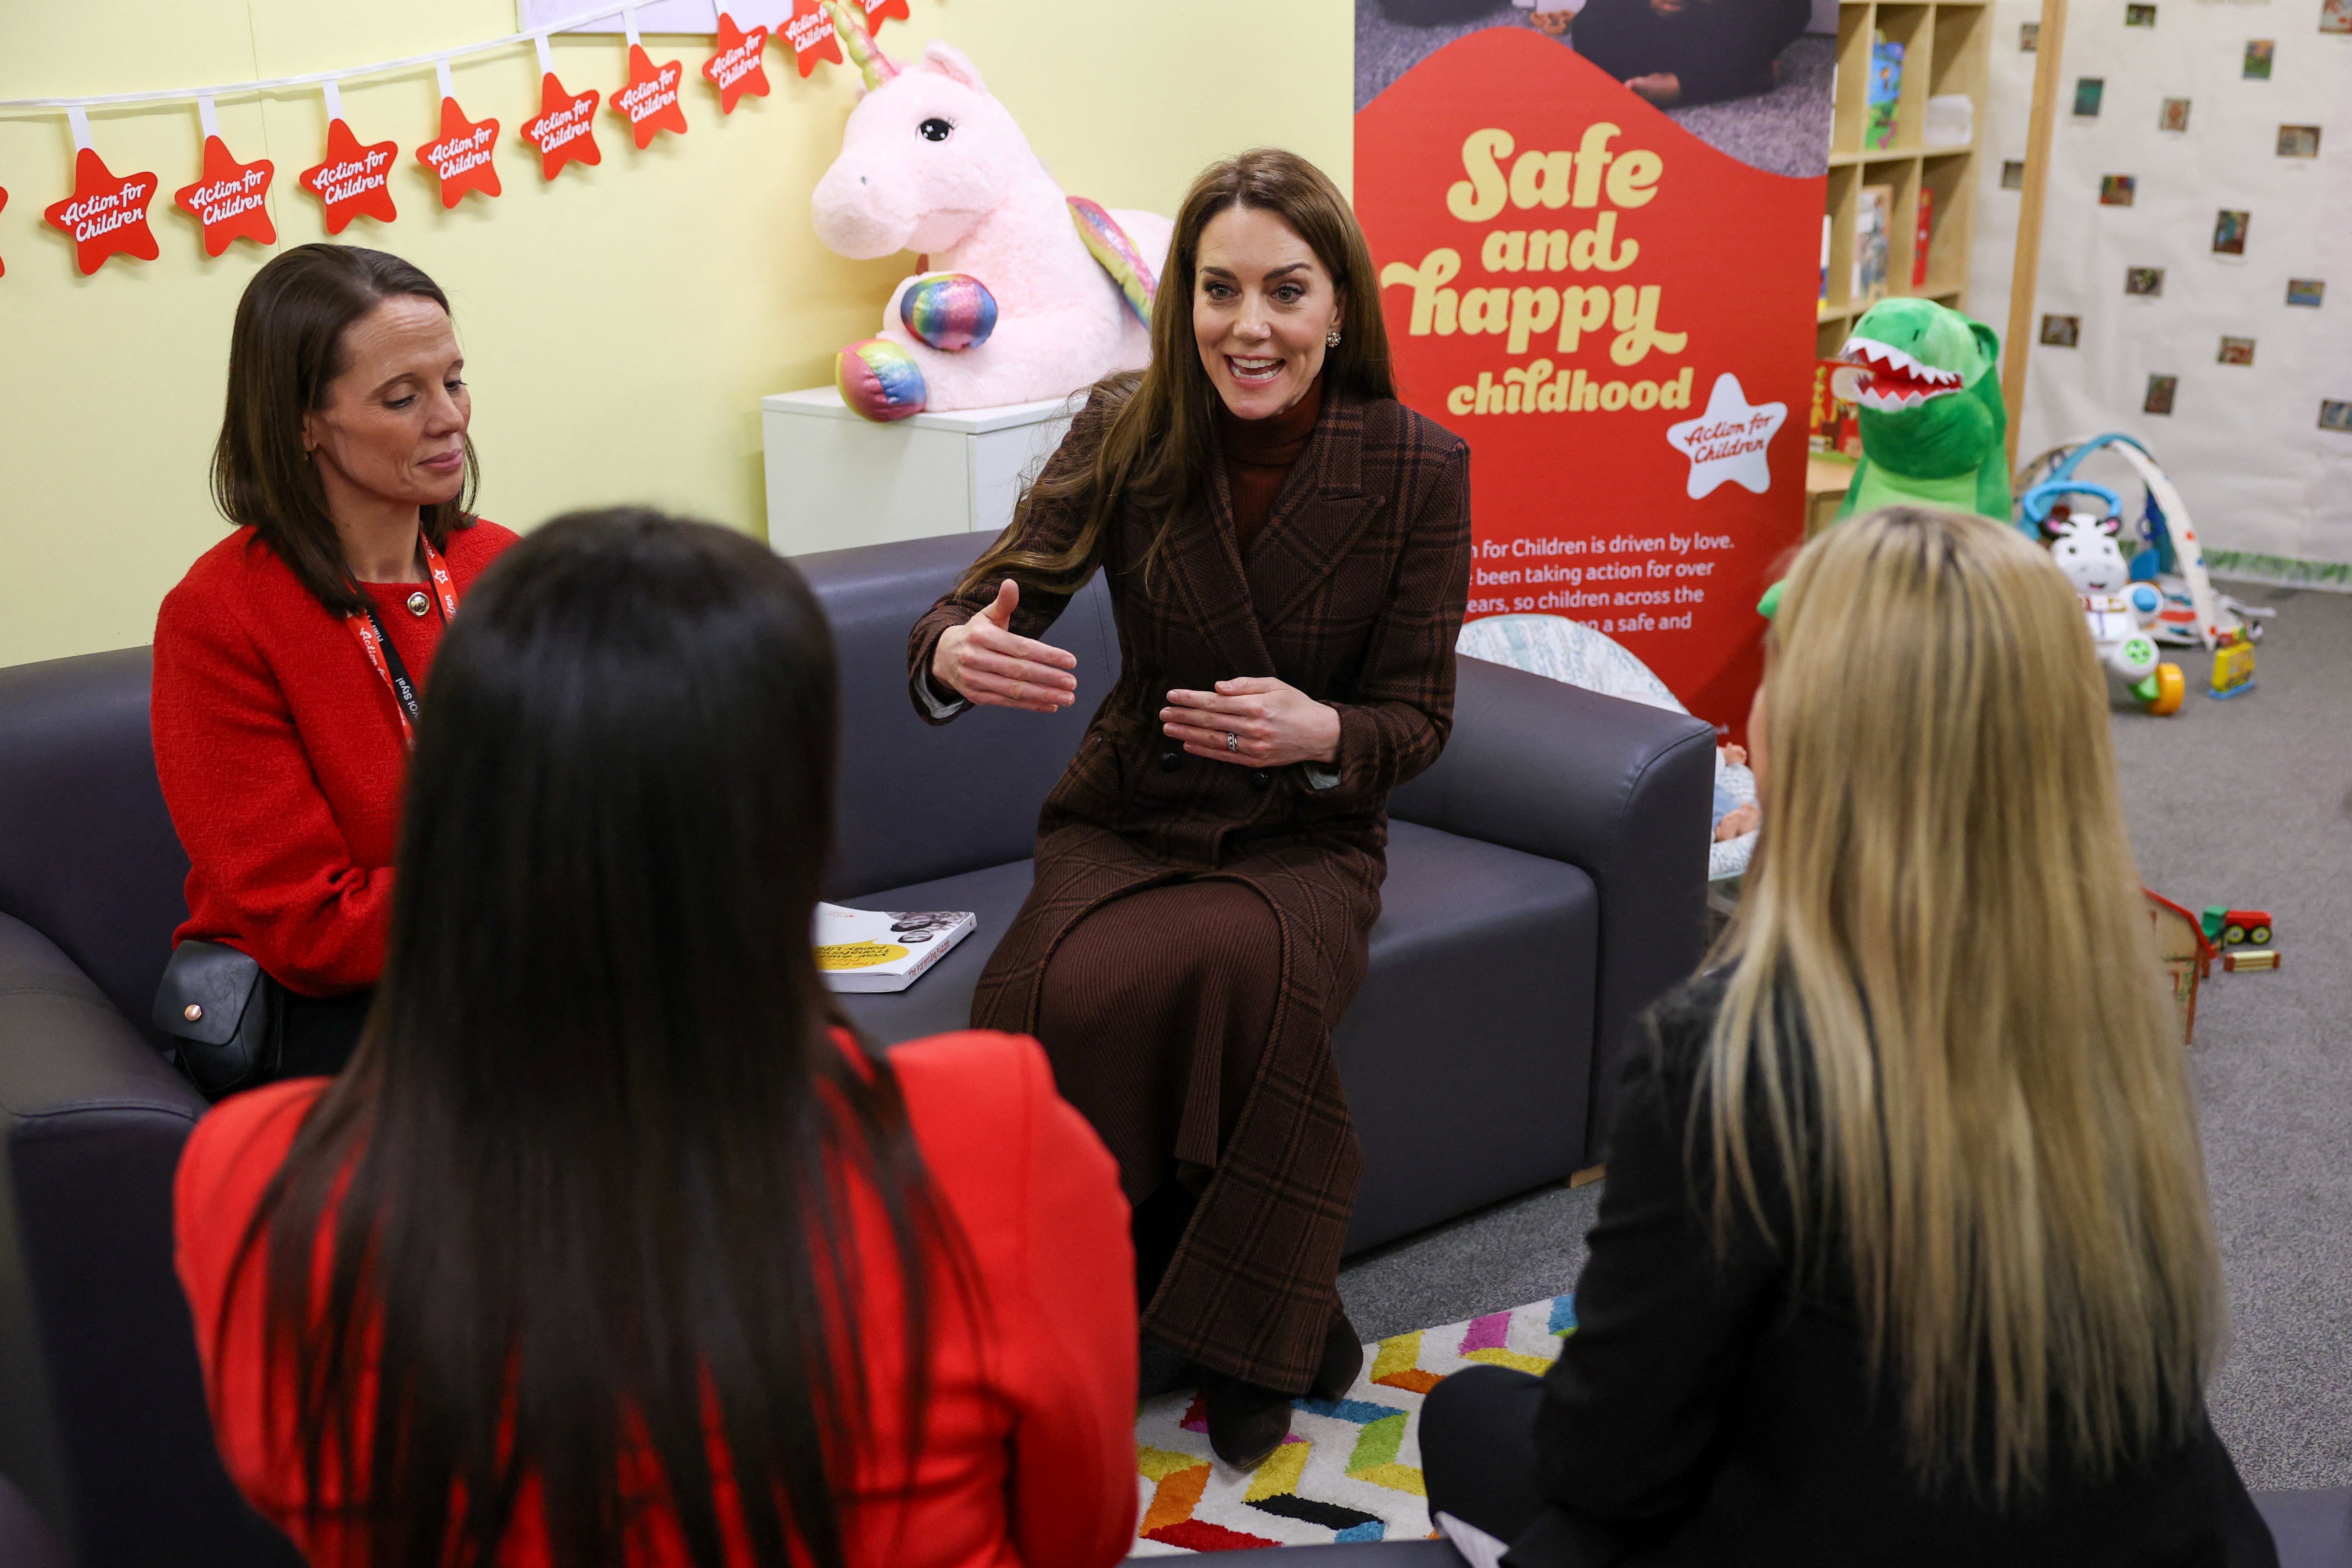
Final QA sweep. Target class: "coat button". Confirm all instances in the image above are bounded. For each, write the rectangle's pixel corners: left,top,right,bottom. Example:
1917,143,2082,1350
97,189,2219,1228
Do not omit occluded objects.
183,1003,203,1022
1249,770,1271,791
405,591,432,617
1159,750,1181,773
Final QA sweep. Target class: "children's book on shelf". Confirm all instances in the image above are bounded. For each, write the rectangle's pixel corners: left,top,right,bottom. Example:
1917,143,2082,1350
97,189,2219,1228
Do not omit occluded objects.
1810,359,1864,459
1853,184,1893,307
813,903,976,993
1912,185,1933,288
1866,36,1905,149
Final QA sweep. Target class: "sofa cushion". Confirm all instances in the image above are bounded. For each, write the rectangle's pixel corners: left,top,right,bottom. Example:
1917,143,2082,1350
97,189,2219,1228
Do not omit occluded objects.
794,533,1122,901
2255,1488,2352,1568
0,650,189,1051
834,822,1597,1254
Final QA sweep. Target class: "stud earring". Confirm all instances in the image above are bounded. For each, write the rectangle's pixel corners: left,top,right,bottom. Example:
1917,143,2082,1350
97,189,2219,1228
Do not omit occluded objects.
1326,328,1343,348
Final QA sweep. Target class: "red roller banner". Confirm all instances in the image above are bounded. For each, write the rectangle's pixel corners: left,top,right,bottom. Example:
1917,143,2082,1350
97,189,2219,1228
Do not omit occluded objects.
1357,26,1820,739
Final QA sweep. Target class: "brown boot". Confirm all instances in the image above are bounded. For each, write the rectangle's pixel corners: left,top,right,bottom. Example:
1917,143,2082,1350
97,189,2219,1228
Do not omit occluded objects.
1310,1310,1366,1401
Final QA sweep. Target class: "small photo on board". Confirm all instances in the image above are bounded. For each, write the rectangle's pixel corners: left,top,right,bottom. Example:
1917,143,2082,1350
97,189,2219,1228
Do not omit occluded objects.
2127,3,2157,23
2159,98,2192,132
2022,21,2041,49
2324,0,2352,33
2074,77,2106,115
2278,124,2322,157
2214,209,2251,253
2101,174,2139,205
2321,400,2352,432
2145,375,2179,416
2287,277,2326,306
2042,314,2083,347
2218,336,2257,365
2244,39,2274,78
2003,160,2027,188
2127,266,2166,295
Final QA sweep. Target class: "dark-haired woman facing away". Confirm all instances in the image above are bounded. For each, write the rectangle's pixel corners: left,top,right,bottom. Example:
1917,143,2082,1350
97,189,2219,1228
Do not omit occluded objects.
909,148,1471,1469
153,243,516,1081
173,511,1137,1568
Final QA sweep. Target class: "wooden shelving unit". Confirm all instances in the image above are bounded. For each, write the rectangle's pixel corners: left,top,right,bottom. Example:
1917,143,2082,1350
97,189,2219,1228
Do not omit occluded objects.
1816,0,1993,359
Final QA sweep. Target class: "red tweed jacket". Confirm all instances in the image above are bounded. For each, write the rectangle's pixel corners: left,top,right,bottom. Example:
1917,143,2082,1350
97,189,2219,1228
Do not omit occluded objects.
151,520,518,996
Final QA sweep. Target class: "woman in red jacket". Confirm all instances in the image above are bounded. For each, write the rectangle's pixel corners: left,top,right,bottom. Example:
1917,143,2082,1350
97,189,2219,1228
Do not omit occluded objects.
153,243,517,1083
173,510,1139,1568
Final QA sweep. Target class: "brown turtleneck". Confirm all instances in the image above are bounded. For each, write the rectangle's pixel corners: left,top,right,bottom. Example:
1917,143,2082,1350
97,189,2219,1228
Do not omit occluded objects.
1215,375,1324,559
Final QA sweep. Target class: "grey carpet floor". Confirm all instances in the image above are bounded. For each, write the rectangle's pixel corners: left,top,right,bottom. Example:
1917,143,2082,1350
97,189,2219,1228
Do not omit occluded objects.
1354,0,1833,179
1338,582,2352,1490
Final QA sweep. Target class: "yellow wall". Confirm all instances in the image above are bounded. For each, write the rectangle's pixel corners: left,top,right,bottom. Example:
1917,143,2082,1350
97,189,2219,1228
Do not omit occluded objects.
0,0,1352,667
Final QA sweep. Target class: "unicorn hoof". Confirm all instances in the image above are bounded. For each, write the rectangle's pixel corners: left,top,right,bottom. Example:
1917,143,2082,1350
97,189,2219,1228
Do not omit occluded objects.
899,273,998,352
836,338,927,422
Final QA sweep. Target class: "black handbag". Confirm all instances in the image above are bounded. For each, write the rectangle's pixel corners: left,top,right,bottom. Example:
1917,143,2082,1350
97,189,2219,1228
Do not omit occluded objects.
152,939,284,1098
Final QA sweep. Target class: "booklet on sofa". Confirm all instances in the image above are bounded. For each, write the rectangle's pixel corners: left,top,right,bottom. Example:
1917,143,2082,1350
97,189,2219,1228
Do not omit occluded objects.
813,903,976,993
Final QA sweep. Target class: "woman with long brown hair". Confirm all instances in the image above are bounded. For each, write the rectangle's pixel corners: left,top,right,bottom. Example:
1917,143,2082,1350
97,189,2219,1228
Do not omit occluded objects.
1417,507,2272,1566
174,511,1138,1568
907,148,1473,1467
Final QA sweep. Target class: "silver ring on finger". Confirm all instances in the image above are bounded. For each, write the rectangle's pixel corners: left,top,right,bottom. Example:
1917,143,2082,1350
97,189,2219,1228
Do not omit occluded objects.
1226,731,1240,752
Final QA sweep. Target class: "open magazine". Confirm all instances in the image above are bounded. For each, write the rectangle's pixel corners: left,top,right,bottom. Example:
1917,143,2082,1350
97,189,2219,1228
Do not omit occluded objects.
812,903,976,994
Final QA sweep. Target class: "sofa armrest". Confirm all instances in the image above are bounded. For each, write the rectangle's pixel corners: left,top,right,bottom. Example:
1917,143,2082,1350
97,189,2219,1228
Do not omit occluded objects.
0,914,300,1568
1389,655,1715,1163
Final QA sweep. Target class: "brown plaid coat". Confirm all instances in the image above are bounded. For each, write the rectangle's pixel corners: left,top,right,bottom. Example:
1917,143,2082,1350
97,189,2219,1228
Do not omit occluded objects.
907,383,1472,1390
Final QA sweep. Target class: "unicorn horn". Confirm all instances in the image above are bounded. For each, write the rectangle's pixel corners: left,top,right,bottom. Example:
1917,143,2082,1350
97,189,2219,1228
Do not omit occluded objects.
826,0,899,89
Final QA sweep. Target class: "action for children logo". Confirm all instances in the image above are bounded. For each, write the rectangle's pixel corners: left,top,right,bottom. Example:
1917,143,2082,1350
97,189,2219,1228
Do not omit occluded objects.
615,45,689,148
1666,375,1785,498
416,99,502,207
174,137,274,256
300,121,398,233
523,76,603,180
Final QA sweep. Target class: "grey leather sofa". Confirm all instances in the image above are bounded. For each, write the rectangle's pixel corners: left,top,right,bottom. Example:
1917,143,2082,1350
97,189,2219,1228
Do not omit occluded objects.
806,532,1716,1250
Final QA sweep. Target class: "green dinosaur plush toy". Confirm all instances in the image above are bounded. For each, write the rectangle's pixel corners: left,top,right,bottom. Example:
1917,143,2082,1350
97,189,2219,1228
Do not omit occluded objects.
1759,298,2008,616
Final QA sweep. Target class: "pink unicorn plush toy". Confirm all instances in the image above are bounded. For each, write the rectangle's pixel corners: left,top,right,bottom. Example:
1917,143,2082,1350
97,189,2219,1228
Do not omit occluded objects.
811,2,1174,421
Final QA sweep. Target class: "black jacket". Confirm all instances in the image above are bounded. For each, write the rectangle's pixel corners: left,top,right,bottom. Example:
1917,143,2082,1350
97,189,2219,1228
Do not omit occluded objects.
1510,975,2276,1568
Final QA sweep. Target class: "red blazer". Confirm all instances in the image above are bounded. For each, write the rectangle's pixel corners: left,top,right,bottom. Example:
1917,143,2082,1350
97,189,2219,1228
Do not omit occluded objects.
173,1030,1139,1568
151,521,518,995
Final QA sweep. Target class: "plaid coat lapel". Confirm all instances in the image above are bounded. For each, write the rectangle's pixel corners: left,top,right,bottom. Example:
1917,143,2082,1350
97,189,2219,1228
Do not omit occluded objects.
1163,446,1275,679
1242,389,1383,634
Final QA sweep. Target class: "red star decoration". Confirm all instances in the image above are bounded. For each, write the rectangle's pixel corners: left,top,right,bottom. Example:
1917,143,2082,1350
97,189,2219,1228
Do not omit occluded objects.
857,0,912,28
414,97,502,208
0,186,9,278
299,118,398,234
44,148,160,276
780,0,845,78
702,12,772,113
174,135,275,257
521,73,602,181
614,44,689,150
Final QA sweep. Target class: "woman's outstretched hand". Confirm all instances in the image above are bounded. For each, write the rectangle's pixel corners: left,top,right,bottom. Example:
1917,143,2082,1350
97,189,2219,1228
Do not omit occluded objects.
933,579,1079,713
1162,678,1341,769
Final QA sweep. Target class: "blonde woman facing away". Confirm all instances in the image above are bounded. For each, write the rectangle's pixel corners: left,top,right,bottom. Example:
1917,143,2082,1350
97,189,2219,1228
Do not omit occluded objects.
1418,507,2273,1567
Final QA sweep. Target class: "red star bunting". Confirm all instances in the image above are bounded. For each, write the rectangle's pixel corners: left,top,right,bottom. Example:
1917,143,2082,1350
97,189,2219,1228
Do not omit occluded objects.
781,0,845,78
174,135,275,256
301,118,399,233
0,186,9,278
415,96,502,207
702,12,772,113
614,44,689,149
45,148,161,275
857,0,912,28
521,73,602,181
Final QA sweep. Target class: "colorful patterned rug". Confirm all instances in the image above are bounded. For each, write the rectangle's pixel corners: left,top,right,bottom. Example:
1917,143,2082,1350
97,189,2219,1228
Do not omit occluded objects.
1128,1294,1575,1554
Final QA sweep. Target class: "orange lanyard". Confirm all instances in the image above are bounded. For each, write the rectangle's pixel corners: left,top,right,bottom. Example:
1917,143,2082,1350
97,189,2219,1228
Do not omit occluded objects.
342,533,459,751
